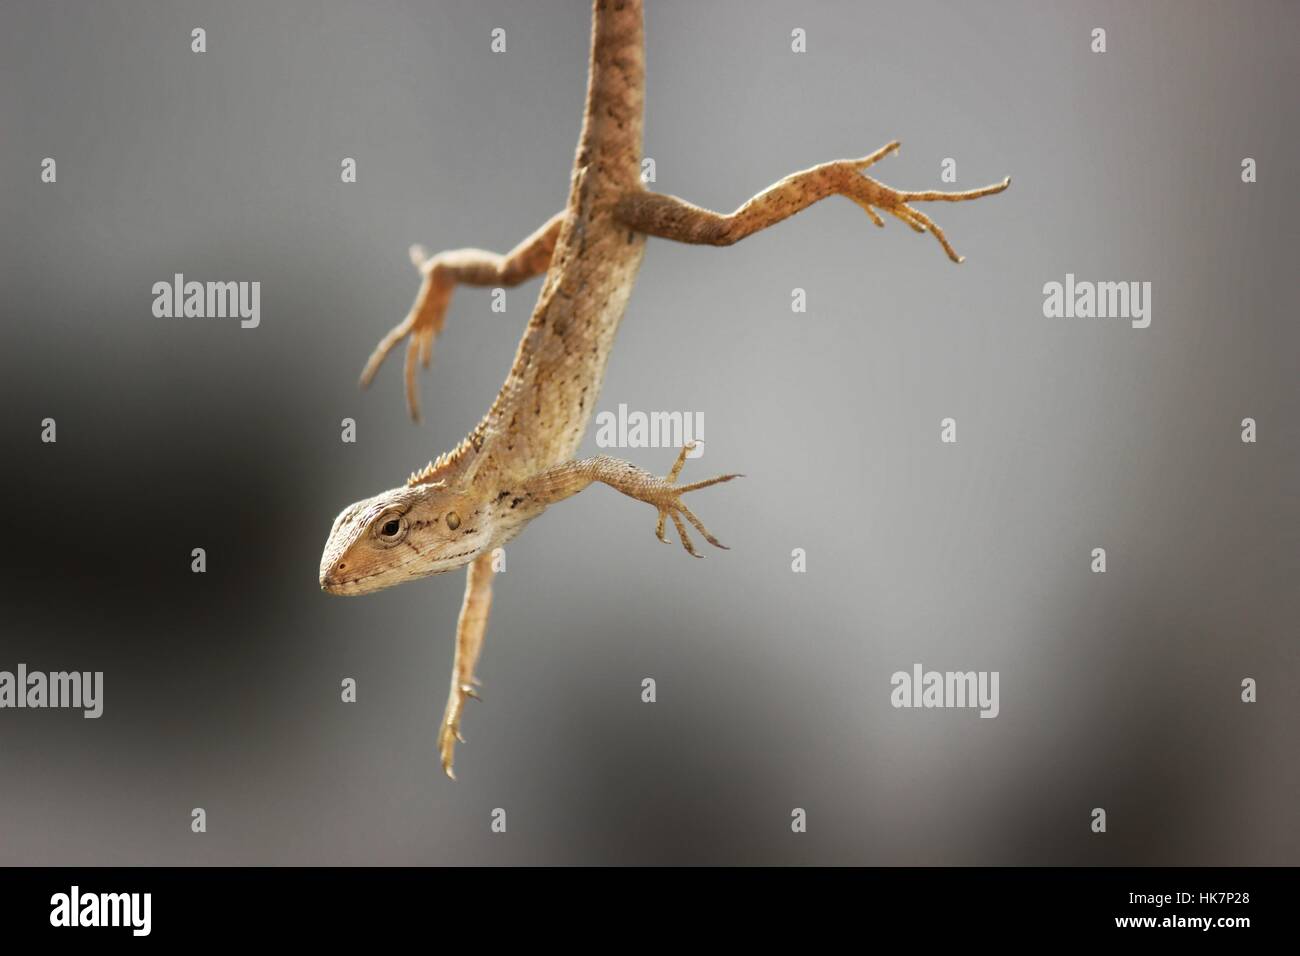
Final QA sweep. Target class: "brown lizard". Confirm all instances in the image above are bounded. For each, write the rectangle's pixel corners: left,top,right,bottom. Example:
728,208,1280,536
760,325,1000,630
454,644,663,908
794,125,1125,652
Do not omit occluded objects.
319,0,1009,778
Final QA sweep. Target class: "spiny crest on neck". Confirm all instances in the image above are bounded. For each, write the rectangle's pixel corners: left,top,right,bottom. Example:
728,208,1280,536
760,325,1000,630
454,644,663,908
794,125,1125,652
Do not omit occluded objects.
407,420,489,487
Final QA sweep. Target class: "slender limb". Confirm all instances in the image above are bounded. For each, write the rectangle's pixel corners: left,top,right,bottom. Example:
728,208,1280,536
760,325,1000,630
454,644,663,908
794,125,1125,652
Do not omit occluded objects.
522,444,742,558
361,210,568,421
614,141,1008,263
438,550,494,779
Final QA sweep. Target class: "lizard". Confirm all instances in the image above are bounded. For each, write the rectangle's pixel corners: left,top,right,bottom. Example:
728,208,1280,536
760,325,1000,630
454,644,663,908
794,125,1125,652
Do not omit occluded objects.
318,0,1010,778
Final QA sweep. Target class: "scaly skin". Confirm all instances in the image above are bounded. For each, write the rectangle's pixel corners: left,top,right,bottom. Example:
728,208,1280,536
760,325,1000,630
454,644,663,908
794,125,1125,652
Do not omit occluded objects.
319,0,1009,777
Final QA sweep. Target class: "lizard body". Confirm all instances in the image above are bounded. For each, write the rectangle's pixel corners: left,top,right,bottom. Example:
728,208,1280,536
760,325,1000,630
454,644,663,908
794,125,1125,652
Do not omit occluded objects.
320,0,1009,776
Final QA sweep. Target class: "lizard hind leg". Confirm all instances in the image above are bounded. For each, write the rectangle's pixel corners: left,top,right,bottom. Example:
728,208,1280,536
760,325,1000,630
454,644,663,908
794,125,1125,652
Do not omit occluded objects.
614,140,1009,264
359,211,566,422
437,551,494,779
359,247,453,424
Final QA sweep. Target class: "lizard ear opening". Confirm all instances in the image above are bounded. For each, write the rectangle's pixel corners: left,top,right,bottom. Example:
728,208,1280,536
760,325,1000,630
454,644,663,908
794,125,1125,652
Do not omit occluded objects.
445,511,461,531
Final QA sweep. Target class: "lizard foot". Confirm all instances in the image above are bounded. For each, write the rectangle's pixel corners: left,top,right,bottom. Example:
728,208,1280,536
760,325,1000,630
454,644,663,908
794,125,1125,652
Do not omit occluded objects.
359,247,453,422
651,443,742,558
839,141,1010,263
437,680,481,780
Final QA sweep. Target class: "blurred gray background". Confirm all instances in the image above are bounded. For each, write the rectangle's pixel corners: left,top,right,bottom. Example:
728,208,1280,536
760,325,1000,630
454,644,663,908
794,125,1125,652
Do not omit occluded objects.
1,0,1296,865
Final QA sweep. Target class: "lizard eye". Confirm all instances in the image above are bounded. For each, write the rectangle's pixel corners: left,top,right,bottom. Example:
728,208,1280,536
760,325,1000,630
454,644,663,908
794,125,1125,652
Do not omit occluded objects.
374,514,407,544
445,511,461,531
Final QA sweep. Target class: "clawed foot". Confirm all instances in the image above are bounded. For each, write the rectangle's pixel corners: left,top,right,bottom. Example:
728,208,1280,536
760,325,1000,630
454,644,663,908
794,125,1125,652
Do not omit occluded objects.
650,443,742,558
437,677,481,779
359,247,452,422
840,141,1010,263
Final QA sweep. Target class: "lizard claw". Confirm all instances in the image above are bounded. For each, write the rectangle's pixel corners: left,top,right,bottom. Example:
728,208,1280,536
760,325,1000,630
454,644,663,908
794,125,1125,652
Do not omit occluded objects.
437,715,462,778
838,141,1010,263
359,253,453,422
438,678,481,779
651,443,741,558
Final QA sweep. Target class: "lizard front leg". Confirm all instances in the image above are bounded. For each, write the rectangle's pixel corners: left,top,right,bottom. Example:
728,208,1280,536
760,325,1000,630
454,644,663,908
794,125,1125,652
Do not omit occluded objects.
614,141,1008,263
361,210,567,421
438,550,494,779
522,445,741,557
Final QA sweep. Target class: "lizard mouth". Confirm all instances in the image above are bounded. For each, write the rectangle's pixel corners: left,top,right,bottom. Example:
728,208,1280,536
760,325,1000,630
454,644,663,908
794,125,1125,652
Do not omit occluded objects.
319,546,483,595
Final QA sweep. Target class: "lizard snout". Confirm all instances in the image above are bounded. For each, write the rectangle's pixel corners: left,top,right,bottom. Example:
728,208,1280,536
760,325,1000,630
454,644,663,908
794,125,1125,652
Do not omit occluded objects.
319,559,350,594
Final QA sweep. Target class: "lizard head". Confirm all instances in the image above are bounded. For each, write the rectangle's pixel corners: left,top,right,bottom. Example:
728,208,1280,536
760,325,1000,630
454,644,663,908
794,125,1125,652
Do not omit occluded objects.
319,479,492,595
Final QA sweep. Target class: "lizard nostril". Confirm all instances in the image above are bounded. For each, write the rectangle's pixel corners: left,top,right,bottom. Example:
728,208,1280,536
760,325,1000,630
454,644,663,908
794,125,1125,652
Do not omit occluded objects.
337,562,346,570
